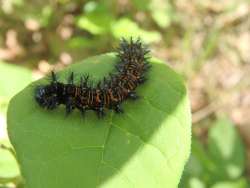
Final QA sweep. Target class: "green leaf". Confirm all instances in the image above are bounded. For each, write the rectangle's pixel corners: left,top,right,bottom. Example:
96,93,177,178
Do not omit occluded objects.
179,137,217,187
0,63,24,183
7,53,191,188
111,18,161,43
0,62,32,98
211,178,249,188
76,17,105,35
76,2,114,35
149,0,174,28
208,118,246,180
67,37,97,49
39,6,53,27
188,177,206,188
0,139,20,181
184,137,216,177
0,62,32,115
131,0,150,11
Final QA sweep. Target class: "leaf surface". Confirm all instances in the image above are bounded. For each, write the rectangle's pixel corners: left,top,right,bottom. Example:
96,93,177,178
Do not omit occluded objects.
208,118,246,180
8,53,191,188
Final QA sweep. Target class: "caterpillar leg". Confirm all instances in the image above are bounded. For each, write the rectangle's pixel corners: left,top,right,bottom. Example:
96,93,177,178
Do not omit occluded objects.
143,63,151,70
76,105,86,117
128,91,139,100
80,74,90,87
138,77,147,84
47,96,59,110
80,76,86,87
51,71,57,83
68,72,74,84
114,104,123,113
65,97,75,115
96,107,105,118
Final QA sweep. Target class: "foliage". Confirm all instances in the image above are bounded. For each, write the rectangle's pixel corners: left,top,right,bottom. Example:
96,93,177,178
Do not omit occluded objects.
0,62,32,99
0,0,176,64
7,54,191,188
179,118,248,188
0,62,32,187
1,0,250,187
0,140,19,182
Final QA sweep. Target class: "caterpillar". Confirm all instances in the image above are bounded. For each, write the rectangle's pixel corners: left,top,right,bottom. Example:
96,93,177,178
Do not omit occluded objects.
35,38,151,118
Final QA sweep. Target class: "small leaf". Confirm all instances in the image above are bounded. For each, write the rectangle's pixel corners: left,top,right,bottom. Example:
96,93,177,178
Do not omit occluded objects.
131,0,150,10
189,177,206,188
0,62,32,98
76,17,105,35
149,0,174,28
211,178,249,188
179,137,217,187
76,3,114,35
8,53,191,188
111,18,161,43
208,118,246,180
67,37,98,49
184,137,215,177
0,139,20,180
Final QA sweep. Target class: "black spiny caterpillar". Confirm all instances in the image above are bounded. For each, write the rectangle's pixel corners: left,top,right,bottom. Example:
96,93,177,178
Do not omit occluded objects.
35,38,151,117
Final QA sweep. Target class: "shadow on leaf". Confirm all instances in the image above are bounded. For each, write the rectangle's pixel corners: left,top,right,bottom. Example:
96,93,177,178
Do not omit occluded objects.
7,53,191,188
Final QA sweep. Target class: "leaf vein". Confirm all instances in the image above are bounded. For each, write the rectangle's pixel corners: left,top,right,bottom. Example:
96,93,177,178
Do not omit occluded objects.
96,112,114,187
111,123,176,174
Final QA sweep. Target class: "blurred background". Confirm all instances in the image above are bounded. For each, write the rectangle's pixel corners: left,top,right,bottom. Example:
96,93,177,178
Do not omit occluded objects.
0,0,249,187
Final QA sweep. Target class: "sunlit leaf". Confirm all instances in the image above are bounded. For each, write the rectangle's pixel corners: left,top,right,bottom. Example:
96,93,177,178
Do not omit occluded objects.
8,53,191,188
76,3,114,35
149,0,174,28
0,62,32,98
189,177,206,188
131,0,150,10
111,18,161,43
211,178,249,188
179,137,217,187
208,118,246,180
0,139,19,181
67,37,97,49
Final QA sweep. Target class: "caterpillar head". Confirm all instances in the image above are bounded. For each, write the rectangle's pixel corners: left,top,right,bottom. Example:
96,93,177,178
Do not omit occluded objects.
35,84,60,110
